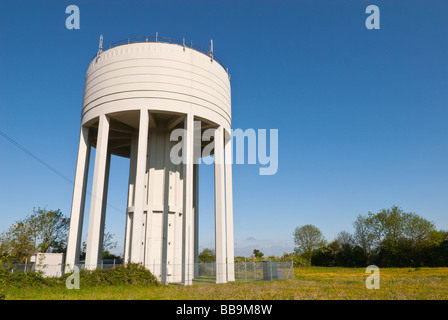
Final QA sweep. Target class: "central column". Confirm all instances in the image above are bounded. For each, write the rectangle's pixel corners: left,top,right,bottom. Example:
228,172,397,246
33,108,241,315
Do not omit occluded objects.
130,109,149,263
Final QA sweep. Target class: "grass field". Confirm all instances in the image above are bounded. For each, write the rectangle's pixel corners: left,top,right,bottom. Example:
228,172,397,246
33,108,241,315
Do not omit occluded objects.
3,267,448,300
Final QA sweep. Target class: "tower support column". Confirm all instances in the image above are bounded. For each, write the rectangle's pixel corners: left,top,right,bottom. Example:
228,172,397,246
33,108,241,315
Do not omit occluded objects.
193,163,199,278
182,113,195,286
225,131,235,281
66,126,90,269
130,109,149,264
85,114,110,269
124,133,138,263
215,125,227,284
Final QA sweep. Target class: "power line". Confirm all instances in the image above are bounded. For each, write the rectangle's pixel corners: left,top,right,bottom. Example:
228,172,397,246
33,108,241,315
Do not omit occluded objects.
0,129,123,213
0,129,74,185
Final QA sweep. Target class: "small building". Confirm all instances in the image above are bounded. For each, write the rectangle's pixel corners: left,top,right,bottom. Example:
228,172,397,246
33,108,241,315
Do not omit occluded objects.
30,253,64,277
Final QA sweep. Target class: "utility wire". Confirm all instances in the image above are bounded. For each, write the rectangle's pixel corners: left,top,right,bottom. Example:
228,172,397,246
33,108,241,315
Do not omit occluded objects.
0,129,123,213
0,129,74,185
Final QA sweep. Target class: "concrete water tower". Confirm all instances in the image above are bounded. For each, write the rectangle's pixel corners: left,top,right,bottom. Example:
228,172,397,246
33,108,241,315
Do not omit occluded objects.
65,35,234,285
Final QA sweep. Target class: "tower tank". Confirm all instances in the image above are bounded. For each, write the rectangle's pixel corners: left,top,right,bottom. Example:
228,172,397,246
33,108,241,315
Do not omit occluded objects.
66,36,234,285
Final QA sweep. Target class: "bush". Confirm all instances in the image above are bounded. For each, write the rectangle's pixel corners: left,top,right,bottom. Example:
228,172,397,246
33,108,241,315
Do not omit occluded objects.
278,252,310,267
61,263,159,287
0,267,57,288
198,263,214,277
1,263,158,290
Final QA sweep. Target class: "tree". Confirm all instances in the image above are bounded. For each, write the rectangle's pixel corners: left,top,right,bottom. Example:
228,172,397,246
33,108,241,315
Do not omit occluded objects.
401,212,436,248
0,208,69,263
367,206,404,245
253,249,264,259
1,221,35,263
335,230,353,247
198,248,215,263
311,241,338,267
101,231,121,262
79,231,118,261
29,208,69,253
334,231,355,267
353,214,376,262
293,224,326,265
353,206,439,266
102,231,118,253
297,207,446,268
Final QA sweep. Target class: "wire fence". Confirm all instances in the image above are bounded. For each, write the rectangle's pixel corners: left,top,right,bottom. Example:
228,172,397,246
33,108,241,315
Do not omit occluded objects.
0,260,294,284
234,261,294,282
194,261,294,284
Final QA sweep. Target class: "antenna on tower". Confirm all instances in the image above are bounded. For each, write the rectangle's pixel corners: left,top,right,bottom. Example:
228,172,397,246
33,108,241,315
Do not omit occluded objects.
209,39,213,61
97,34,103,57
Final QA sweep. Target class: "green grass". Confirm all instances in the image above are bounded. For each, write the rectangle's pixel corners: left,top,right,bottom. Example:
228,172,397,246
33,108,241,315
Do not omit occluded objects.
3,267,448,300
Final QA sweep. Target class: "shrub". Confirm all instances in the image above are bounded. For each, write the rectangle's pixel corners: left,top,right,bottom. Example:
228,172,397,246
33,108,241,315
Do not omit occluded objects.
61,263,159,287
1,263,158,290
198,263,214,277
0,267,57,288
105,263,159,286
276,252,310,267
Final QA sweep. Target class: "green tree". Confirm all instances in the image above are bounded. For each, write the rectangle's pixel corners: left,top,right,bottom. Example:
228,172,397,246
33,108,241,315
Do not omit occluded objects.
293,224,326,266
334,231,356,267
102,230,118,253
79,231,118,261
401,212,436,248
0,208,69,263
0,221,35,263
198,248,215,263
253,249,264,259
101,231,121,262
367,206,404,245
354,206,438,266
30,208,69,253
311,241,337,267
353,214,376,262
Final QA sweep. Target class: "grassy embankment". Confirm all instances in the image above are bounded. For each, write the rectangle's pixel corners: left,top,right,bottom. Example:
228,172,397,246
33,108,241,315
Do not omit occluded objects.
3,267,448,300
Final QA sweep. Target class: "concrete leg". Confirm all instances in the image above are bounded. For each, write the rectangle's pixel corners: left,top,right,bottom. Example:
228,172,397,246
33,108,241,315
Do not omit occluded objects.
131,110,149,264
182,113,194,286
66,126,90,269
85,115,110,269
124,133,138,263
225,131,235,281
215,126,227,284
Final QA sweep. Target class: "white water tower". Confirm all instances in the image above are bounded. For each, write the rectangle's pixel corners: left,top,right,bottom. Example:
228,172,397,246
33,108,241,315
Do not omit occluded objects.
65,35,234,285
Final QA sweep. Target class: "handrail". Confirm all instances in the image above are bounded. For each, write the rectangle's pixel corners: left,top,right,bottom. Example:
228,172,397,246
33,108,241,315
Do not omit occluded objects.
93,35,228,73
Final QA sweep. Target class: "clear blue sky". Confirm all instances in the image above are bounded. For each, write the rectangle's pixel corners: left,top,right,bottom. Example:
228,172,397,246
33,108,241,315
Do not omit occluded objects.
1,0,447,257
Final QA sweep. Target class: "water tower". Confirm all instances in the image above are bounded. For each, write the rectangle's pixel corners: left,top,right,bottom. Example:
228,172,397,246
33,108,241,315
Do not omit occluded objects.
65,35,234,285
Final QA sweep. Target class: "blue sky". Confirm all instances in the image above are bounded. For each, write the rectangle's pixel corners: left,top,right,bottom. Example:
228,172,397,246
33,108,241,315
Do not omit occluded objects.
0,0,447,257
